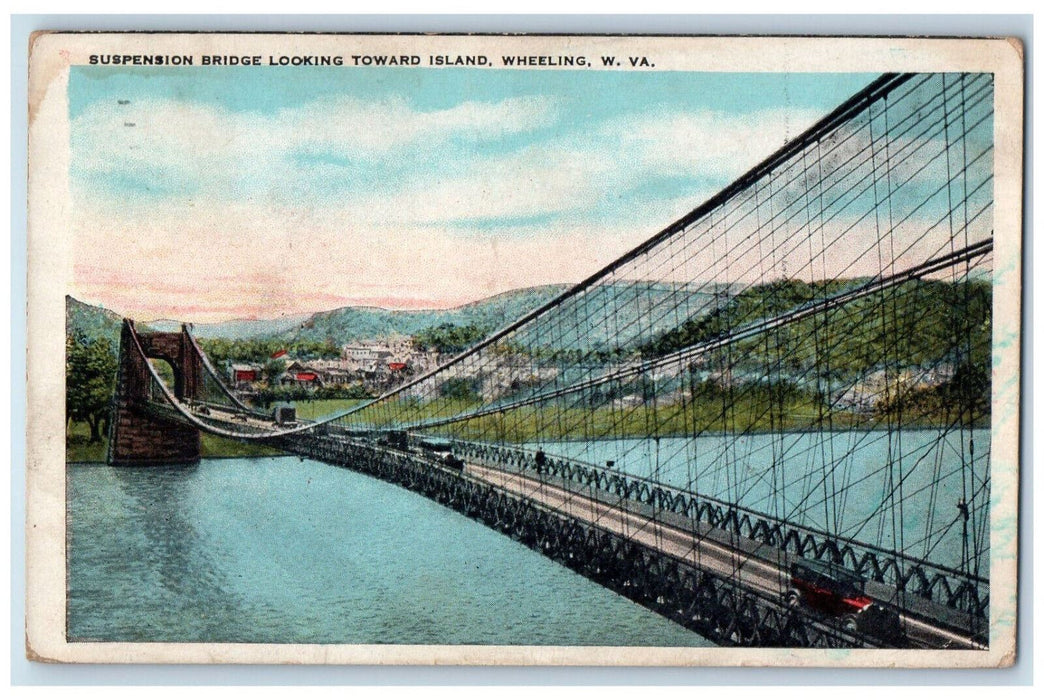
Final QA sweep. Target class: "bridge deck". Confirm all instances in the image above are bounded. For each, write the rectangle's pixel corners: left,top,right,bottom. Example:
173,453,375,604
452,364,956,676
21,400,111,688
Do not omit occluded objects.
461,460,983,650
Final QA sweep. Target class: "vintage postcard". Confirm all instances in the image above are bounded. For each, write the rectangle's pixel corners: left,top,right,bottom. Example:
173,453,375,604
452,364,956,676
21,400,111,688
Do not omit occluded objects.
26,33,1023,666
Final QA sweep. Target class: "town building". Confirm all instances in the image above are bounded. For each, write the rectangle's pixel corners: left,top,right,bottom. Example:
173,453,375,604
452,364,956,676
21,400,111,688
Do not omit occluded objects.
280,360,324,388
229,363,262,387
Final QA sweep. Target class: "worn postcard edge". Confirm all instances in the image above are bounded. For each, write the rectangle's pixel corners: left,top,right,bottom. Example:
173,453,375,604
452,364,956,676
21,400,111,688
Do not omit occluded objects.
24,32,1025,667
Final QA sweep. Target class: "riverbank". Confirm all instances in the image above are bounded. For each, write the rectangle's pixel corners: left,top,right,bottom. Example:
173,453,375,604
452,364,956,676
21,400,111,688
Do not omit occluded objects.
66,420,282,463
65,399,367,463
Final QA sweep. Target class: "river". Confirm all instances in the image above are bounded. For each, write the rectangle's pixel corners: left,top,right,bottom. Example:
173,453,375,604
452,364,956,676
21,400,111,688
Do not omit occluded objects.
67,455,714,645
530,428,990,575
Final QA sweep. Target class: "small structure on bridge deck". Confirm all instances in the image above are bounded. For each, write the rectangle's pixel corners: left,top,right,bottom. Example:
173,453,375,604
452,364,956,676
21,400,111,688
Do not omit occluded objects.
107,320,202,466
272,403,297,426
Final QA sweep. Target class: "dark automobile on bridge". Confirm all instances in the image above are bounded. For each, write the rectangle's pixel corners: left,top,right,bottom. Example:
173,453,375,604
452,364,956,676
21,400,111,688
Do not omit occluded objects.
785,560,903,642
417,438,453,456
378,430,409,451
416,438,464,471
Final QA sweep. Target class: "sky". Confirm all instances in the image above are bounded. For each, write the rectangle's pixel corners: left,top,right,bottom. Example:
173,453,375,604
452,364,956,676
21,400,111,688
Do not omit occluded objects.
68,66,877,322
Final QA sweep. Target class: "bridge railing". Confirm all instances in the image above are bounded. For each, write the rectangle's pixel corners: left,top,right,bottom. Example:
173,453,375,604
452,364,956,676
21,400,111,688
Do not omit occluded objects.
448,438,988,619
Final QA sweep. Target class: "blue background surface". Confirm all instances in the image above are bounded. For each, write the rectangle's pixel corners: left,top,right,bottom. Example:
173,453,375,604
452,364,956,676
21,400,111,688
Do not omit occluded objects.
9,12,1033,686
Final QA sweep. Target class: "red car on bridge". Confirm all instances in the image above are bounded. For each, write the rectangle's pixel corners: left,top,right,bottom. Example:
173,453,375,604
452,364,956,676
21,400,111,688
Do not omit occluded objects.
785,560,904,642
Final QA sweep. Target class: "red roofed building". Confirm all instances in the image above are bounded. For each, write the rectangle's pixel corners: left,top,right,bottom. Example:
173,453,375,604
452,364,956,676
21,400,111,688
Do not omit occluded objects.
230,363,261,386
279,361,324,388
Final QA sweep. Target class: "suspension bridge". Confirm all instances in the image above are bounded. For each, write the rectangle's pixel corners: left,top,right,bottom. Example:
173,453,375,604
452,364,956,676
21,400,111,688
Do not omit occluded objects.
105,73,994,650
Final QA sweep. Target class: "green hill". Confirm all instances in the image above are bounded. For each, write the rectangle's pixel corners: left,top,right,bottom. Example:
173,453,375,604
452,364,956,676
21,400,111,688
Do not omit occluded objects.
66,296,126,346
283,285,572,346
640,277,991,379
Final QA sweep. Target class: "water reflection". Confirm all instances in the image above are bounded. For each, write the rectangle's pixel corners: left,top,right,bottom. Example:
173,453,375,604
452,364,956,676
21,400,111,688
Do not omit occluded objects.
68,457,711,646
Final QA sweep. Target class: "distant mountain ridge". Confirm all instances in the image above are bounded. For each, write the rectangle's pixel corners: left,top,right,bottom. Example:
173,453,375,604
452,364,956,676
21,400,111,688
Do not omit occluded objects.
65,281,729,350
285,285,572,345
64,285,574,347
148,313,312,340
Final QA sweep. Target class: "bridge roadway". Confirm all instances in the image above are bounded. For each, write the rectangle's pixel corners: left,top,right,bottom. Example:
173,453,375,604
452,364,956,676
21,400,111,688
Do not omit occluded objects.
149,402,985,650
460,461,983,650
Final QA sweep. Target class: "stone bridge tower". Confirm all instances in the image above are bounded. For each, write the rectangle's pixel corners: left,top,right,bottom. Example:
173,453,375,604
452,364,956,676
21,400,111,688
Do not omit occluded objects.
106,320,202,466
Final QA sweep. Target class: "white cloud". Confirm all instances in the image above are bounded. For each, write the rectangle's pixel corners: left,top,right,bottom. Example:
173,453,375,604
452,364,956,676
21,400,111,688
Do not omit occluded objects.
69,199,659,322
71,93,561,199
73,94,825,219
598,107,825,177
301,106,825,230
70,94,849,319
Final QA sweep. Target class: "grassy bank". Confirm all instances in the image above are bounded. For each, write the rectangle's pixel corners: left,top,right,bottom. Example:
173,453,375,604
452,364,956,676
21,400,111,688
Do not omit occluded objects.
291,398,369,420
340,387,987,443
200,434,283,459
66,421,108,463
66,420,283,464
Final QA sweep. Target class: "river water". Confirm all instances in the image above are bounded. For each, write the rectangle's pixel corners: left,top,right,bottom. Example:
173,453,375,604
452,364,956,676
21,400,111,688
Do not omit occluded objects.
67,456,713,645
530,429,990,575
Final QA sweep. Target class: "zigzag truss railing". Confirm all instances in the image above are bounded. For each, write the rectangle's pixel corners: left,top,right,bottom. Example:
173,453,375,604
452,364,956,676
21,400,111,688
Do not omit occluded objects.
137,304,991,620
280,433,916,648
444,438,988,618
141,322,992,620
130,70,992,632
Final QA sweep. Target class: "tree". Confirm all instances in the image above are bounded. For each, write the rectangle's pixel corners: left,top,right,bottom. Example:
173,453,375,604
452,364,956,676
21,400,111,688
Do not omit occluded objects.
413,323,488,354
66,336,117,443
263,358,287,384
438,377,481,402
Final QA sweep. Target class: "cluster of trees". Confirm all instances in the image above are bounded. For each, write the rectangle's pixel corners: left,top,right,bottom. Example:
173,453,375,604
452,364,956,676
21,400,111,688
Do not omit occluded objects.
638,278,992,381
640,278,853,359
527,345,633,366
66,335,117,443
197,337,340,367
438,377,483,402
197,322,489,377
412,323,488,354
252,383,375,407
875,361,992,426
